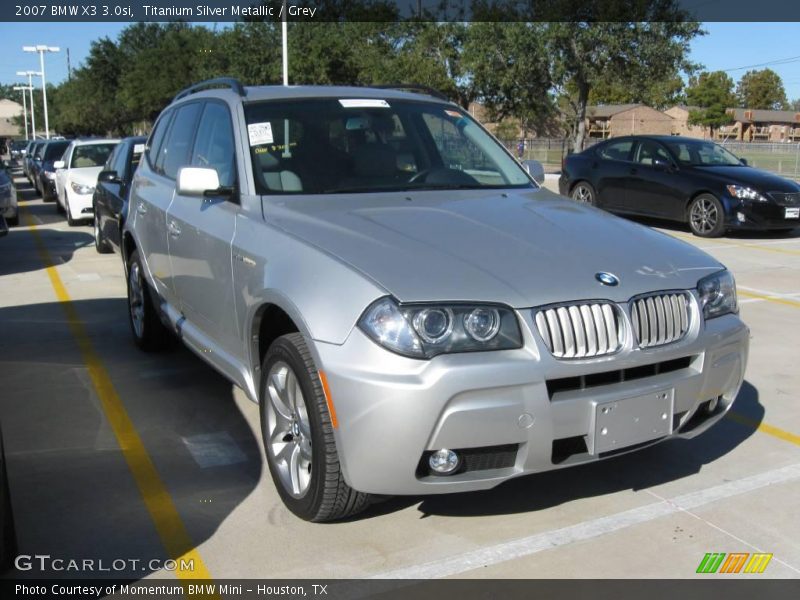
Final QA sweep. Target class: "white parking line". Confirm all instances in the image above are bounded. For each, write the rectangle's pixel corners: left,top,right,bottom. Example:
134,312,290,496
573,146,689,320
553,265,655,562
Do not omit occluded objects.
370,462,800,579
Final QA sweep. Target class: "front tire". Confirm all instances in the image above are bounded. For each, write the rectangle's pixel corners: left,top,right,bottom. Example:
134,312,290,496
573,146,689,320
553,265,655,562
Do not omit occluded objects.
65,194,78,227
688,194,726,238
126,249,169,351
94,215,112,254
571,181,597,206
261,333,371,522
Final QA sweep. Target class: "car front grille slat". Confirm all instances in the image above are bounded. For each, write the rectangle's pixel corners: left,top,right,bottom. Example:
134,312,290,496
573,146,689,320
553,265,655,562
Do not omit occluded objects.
631,292,690,348
769,191,800,206
535,301,622,359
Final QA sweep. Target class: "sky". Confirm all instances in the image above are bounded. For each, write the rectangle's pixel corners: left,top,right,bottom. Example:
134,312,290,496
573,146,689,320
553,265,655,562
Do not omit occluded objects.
1,22,799,102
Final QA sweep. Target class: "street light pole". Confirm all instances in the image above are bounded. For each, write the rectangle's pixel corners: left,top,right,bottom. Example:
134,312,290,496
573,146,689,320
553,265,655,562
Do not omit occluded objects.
12,86,31,140
23,45,60,139
16,71,39,139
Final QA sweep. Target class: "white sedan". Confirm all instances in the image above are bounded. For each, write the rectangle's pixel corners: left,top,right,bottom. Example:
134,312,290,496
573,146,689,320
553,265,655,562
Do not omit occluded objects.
55,139,119,226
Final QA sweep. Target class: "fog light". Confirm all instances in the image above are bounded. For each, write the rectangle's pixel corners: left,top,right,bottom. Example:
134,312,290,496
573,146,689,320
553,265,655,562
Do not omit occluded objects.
707,397,719,414
429,449,460,474
736,212,746,222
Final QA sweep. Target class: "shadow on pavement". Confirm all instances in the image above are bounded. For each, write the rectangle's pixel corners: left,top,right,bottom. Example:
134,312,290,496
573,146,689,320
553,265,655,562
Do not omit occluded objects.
0,298,262,579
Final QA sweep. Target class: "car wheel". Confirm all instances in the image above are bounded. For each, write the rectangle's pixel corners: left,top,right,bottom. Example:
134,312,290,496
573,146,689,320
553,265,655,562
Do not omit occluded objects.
571,181,597,206
126,249,169,351
261,333,371,522
6,214,18,227
688,194,726,238
94,216,112,254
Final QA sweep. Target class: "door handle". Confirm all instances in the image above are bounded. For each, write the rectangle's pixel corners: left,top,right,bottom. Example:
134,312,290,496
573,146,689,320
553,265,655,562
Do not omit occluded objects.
136,202,148,216
168,220,181,238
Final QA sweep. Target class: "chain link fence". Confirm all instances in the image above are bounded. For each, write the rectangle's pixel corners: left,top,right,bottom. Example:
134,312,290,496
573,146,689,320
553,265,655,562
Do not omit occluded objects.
500,138,800,180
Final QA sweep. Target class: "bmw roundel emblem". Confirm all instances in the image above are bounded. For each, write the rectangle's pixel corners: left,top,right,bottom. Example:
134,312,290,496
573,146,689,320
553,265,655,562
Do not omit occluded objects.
595,272,620,286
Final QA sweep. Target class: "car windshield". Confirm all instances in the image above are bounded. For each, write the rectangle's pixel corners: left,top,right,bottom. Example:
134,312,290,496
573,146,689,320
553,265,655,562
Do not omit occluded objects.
71,143,116,168
43,141,70,161
243,98,533,195
663,140,743,167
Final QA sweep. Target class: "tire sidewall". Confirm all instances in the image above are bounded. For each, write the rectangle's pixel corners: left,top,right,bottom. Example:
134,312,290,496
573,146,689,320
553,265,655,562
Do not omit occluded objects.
260,336,330,520
571,181,596,206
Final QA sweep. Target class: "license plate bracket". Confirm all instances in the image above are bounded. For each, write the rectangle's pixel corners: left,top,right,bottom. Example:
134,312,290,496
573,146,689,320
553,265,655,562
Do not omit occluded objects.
786,207,800,219
589,389,674,455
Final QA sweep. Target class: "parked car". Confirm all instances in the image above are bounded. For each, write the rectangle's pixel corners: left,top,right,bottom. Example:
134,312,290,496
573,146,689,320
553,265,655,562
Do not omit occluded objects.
0,168,18,227
22,141,36,181
37,139,71,202
559,135,800,237
54,139,118,225
25,141,45,188
9,140,28,162
125,80,748,522
93,136,145,253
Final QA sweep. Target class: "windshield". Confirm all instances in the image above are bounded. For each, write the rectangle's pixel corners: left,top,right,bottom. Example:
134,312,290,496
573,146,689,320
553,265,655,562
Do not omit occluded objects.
243,98,533,194
663,140,743,167
43,141,70,161
70,143,117,168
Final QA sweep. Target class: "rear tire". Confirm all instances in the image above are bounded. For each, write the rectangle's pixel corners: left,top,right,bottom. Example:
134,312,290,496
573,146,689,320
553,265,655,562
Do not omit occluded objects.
261,333,371,522
688,194,726,238
126,249,169,351
571,181,597,206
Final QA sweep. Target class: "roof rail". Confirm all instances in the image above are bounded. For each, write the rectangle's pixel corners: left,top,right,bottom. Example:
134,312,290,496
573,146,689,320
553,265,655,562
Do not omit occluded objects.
173,77,246,102
371,84,450,102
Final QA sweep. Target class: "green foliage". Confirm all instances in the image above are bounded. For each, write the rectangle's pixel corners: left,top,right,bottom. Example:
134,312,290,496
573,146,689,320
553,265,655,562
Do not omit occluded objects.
685,71,735,131
736,69,789,110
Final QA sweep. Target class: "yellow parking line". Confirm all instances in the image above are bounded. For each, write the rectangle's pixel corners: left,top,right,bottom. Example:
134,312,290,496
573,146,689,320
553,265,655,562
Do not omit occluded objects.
738,289,800,309
727,412,800,447
21,210,213,583
669,231,800,256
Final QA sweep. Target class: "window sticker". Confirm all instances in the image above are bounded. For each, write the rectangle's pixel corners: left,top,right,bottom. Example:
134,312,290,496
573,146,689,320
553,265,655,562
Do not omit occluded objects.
133,144,145,154
248,122,274,146
339,99,391,109
445,110,462,118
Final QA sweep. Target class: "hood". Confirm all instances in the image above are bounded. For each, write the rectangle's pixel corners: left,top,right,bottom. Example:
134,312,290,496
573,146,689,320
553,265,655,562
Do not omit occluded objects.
70,167,103,187
691,165,800,193
263,189,723,308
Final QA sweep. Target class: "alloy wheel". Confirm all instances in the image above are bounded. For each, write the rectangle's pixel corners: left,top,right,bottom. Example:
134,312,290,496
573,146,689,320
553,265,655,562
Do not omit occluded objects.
572,184,593,204
690,197,718,235
265,361,313,498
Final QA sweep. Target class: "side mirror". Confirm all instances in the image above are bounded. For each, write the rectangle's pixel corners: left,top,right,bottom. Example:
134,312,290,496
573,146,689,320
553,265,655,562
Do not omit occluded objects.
739,157,748,166
177,167,221,197
521,159,545,184
98,170,120,184
53,160,65,170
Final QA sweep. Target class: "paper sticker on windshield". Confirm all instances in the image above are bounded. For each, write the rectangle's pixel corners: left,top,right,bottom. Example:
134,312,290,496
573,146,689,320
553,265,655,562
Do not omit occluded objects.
445,110,462,118
248,122,274,146
339,99,390,109
133,144,145,154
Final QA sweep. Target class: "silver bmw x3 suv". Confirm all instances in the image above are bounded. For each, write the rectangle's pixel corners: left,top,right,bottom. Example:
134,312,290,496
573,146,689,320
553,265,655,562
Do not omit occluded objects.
124,79,748,521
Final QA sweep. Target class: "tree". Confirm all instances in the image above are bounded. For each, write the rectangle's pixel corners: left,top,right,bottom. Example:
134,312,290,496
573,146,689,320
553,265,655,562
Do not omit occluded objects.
462,22,557,136
685,71,735,135
736,69,789,110
792,98,800,112
547,19,702,151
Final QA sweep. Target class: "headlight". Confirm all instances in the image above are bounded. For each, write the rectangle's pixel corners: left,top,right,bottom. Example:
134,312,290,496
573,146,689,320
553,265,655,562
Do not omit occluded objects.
726,185,767,202
70,182,95,195
697,270,738,319
358,297,523,358
44,170,56,180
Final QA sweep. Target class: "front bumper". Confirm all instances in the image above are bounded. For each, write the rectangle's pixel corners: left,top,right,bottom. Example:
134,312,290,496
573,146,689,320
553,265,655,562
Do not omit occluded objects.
315,305,748,495
725,197,800,230
67,191,95,220
40,175,57,201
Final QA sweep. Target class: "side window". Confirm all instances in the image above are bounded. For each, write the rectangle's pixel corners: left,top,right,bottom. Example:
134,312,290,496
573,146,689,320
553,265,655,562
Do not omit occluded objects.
159,103,202,180
112,144,129,178
104,146,120,172
634,140,672,166
147,110,172,173
190,102,236,188
597,140,633,162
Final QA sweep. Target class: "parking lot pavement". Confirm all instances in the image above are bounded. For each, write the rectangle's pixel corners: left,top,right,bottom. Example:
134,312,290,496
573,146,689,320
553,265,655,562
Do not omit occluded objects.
1,169,798,581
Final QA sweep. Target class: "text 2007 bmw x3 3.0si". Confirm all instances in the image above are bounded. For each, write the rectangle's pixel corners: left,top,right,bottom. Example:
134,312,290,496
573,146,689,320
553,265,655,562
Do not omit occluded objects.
123,79,748,521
